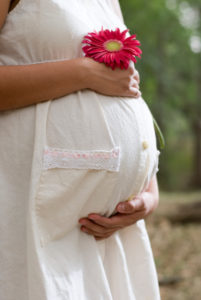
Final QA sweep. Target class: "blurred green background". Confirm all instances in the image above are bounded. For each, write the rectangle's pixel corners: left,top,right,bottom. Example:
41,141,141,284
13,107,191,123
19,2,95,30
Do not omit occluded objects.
119,0,201,191
119,1,201,299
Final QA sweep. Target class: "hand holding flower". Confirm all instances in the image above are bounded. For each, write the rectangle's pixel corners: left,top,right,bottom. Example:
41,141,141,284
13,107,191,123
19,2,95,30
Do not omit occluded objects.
82,57,141,98
81,27,141,98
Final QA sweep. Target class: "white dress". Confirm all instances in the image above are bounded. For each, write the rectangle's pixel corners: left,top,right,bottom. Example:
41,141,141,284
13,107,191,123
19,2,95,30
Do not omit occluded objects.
0,0,161,299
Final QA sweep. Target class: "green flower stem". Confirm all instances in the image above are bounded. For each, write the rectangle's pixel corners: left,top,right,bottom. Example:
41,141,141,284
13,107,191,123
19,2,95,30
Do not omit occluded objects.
153,117,165,150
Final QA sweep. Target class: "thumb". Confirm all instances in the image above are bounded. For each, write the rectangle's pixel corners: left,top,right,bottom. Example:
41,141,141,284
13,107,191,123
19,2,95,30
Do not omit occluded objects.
116,197,144,214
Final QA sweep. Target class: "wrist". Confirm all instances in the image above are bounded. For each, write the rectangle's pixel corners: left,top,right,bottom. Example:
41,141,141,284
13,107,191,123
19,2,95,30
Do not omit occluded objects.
79,57,99,90
70,57,89,90
76,57,89,90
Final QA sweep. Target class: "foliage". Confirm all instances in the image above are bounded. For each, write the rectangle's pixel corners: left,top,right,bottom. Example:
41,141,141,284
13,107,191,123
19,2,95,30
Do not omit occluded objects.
119,0,201,190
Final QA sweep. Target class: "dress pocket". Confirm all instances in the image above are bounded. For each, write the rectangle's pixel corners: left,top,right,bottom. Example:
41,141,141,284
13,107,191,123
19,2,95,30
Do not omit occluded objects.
35,146,121,247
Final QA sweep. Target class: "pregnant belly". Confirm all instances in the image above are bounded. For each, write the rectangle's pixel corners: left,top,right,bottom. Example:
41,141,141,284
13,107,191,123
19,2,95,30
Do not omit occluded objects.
34,90,159,246
46,89,159,201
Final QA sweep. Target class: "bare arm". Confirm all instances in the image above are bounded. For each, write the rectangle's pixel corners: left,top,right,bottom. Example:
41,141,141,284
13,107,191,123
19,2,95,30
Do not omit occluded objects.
0,1,86,111
0,0,10,28
0,0,141,112
0,59,88,111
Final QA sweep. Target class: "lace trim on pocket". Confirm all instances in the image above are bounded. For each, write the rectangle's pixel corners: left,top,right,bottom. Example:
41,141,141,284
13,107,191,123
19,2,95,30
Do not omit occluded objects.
43,146,121,172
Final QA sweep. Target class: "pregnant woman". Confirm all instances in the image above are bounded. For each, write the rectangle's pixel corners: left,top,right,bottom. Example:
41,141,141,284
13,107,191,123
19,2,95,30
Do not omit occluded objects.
0,0,161,299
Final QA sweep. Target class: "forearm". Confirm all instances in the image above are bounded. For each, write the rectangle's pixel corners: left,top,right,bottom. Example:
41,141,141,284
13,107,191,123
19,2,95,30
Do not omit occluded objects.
0,55,141,112
0,57,86,111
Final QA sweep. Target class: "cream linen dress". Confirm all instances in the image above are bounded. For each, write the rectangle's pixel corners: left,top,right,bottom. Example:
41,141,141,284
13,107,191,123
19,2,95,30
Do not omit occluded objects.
0,0,161,299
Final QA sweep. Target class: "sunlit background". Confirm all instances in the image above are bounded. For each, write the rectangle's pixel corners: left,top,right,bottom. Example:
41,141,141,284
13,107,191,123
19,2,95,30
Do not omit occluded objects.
119,0,201,299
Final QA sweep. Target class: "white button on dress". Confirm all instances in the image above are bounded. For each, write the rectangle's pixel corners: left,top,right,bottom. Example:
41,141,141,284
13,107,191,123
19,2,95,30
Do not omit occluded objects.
142,140,149,149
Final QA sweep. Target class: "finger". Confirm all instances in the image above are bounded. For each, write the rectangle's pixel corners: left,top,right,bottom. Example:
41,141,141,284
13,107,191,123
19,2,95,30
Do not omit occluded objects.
130,78,139,89
95,232,115,240
127,63,135,76
89,210,146,230
134,69,140,84
79,218,116,234
128,61,135,72
116,197,145,214
130,197,145,211
129,87,141,98
109,210,145,224
95,237,105,241
126,87,141,98
88,213,134,228
81,225,117,238
88,213,123,228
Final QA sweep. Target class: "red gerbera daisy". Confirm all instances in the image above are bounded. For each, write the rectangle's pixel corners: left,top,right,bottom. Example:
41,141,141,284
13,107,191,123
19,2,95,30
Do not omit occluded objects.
82,27,142,70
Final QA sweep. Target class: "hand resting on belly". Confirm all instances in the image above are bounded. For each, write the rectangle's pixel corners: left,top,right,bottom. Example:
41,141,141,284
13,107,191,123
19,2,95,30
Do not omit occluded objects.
79,174,159,240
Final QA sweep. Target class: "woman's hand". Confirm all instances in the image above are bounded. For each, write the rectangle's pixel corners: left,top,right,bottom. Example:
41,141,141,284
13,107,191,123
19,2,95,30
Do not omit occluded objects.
79,175,159,240
82,57,141,98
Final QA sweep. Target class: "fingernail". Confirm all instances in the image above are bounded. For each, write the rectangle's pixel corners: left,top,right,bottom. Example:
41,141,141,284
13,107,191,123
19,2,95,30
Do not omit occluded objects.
118,203,128,211
134,92,141,98
88,214,98,220
79,220,86,224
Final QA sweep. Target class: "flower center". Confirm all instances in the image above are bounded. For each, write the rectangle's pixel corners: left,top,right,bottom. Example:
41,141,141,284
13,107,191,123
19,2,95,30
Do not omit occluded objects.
104,40,123,52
